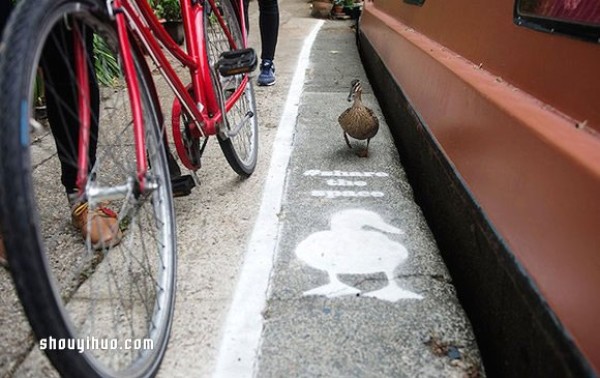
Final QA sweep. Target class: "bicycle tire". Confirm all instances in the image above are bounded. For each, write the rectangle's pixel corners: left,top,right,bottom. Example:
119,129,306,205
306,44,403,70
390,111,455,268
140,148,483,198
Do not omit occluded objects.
205,0,259,177
0,0,176,376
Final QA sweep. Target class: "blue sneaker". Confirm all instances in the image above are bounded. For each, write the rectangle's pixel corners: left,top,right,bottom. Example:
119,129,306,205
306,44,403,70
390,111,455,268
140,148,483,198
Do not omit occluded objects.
257,60,276,86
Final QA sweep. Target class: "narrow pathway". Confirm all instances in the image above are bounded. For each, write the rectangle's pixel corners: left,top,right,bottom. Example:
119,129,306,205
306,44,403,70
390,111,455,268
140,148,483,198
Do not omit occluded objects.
216,19,483,378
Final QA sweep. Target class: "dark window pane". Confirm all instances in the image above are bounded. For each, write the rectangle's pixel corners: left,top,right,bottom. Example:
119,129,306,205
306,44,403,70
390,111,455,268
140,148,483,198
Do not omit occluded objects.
404,0,426,6
518,0,600,26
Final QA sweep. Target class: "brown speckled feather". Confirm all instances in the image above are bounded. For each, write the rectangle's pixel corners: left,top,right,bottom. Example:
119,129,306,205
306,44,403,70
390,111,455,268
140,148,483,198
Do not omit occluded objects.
338,96,379,141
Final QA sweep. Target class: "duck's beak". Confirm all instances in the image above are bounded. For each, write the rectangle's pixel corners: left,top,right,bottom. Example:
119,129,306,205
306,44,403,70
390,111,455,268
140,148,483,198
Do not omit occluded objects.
347,91,354,102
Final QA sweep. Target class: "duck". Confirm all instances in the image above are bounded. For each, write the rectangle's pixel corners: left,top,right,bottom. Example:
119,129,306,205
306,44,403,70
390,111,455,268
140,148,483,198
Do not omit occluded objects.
295,209,422,302
337,79,379,158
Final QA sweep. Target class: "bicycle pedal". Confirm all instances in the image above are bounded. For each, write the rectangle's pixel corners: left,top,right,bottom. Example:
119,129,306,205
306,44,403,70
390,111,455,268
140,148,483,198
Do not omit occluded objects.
171,175,197,197
216,48,257,77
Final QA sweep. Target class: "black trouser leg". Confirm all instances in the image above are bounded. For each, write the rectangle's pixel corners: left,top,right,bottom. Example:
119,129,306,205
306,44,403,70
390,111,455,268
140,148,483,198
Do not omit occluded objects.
41,23,100,194
2,3,99,195
257,0,279,61
242,0,250,34
242,0,279,61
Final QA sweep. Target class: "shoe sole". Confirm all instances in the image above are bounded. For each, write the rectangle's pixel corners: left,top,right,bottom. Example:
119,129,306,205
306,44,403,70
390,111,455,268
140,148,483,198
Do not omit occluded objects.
257,79,276,86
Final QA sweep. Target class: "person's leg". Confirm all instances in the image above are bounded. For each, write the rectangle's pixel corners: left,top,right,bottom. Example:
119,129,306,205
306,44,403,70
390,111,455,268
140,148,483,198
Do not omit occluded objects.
42,24,99,196
258,0,279,61
1,6,120,248
41,22,121,247
243,0,250,34
257,0,279,86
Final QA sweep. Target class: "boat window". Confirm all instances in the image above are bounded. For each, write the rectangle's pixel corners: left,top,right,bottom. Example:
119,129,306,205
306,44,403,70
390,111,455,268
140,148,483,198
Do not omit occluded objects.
515,0,600,42
404,0,425,6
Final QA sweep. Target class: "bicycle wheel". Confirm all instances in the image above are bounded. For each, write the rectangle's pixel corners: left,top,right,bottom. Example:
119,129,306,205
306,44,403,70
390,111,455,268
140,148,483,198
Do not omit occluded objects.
0,0,176,376
205,0,259,177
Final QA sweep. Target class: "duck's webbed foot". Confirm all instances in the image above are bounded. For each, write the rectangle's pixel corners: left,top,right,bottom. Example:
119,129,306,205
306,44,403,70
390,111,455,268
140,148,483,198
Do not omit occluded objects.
356,149,369,158
304,281,360,298
356,139,370,158
364,278,422,302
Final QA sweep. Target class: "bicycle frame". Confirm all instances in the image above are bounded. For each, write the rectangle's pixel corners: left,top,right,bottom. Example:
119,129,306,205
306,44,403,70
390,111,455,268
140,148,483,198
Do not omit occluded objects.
76,0,250,194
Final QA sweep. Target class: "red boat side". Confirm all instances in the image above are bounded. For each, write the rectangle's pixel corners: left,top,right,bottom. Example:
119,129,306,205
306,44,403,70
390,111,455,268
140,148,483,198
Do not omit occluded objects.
359,0,600,375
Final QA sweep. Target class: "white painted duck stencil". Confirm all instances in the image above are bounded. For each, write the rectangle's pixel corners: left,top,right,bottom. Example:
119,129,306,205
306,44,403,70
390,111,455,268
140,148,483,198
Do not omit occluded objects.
295,209,422,302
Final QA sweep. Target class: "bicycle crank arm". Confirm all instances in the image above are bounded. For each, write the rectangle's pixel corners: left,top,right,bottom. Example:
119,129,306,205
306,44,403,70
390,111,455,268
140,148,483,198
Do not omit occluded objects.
216,48,257,76
220,111,254,139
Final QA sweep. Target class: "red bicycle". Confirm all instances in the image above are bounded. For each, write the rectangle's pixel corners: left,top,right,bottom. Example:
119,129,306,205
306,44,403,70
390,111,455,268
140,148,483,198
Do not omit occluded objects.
0,0,257,375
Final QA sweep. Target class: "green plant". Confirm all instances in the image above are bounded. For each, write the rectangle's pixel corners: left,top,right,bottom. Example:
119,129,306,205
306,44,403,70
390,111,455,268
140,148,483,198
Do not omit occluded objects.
31,37,120,108
150,0,182,21
33,70,45,107
333,0,354,7
93,35,121,87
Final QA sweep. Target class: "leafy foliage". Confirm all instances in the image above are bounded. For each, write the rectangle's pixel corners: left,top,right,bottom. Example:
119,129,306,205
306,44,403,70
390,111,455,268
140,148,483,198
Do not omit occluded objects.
149,0,182,21
93,35,121,87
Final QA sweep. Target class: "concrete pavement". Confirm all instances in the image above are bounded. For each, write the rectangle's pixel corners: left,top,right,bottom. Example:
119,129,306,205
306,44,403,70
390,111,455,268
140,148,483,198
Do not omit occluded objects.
215,15,483,378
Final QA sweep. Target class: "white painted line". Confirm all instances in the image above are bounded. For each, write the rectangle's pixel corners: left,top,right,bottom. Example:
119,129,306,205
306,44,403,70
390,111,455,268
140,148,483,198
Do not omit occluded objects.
213,20,325,378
